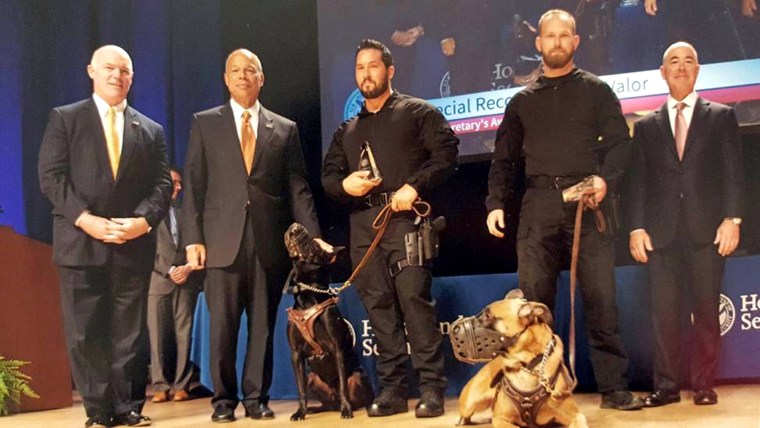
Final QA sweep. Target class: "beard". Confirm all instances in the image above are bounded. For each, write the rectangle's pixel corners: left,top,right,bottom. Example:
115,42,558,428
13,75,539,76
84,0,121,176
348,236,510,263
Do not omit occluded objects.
359,77,390,99
542,48,574,70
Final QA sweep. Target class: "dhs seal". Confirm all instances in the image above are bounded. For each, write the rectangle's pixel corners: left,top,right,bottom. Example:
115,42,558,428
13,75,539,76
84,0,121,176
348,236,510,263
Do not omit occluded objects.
343,89,365,121
343,318,357,347
439,71,451,98
719,293,736,336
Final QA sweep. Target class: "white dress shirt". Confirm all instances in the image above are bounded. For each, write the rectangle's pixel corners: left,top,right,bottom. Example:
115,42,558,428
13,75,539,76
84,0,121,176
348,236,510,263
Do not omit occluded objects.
230,98,260,142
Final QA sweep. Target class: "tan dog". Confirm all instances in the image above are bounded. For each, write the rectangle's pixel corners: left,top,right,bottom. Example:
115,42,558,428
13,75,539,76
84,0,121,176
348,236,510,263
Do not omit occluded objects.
453,289,587,428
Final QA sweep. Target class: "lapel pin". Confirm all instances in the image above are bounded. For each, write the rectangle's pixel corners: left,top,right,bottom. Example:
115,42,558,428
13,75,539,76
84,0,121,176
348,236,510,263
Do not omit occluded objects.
265,122,273,129
132,121,140,126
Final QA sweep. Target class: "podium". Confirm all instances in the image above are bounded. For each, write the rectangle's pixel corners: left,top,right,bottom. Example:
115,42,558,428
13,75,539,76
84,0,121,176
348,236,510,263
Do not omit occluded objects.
0,226,72,412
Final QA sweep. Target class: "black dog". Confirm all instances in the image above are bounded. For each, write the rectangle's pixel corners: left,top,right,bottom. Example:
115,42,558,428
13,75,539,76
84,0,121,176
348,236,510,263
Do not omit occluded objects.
284,223,374,420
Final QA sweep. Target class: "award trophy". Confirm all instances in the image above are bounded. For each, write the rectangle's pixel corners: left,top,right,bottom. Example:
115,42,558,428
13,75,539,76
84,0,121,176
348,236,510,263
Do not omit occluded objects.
358,141,382,182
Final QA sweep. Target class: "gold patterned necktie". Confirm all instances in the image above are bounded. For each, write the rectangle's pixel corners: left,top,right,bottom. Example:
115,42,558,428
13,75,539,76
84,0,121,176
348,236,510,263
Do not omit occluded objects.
674,102,688,161
106,107,120,179
241,110,256,174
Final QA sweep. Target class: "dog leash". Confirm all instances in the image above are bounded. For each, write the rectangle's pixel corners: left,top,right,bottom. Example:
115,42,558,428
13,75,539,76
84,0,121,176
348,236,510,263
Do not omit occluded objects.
292,199,431,296
343,199,431,288
568,190,606,390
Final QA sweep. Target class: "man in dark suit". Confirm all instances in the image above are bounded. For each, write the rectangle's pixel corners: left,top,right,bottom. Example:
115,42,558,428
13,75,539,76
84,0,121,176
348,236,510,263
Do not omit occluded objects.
38,45,172,427
182,49,325,423
628,41,744,407
148,166,201,404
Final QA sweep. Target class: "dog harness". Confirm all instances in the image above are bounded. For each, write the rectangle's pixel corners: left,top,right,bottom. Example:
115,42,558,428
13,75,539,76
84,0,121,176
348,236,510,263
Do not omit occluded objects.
498,336,573,428
287,297,339,357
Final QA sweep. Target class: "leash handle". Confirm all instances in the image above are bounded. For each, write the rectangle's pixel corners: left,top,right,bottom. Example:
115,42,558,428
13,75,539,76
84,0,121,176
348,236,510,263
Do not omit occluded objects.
346,198,431,288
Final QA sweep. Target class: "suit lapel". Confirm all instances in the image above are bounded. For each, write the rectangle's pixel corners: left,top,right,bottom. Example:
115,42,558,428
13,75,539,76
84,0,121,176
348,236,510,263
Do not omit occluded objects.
116,106,139,183
252,105,275,173
85,99,115,183
654,104,679,160
681,97,708,162
218,104,249,176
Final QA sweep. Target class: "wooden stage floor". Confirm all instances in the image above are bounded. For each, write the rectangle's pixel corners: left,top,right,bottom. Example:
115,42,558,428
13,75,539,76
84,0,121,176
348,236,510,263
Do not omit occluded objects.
1,384,758,427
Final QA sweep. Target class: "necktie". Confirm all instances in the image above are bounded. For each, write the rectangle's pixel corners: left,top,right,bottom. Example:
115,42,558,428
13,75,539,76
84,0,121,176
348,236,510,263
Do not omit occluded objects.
169,206,179,247
106,107,120,178
674,102,688,161
241,110,256,174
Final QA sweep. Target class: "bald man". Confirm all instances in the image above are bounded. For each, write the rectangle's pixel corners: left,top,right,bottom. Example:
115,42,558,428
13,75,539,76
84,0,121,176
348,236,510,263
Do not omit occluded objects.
628,42,744,407
39,45,172,427
182,49,324,423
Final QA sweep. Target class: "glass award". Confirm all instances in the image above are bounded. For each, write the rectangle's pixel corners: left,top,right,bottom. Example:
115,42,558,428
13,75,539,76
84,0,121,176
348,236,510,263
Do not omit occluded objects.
358,141,382,182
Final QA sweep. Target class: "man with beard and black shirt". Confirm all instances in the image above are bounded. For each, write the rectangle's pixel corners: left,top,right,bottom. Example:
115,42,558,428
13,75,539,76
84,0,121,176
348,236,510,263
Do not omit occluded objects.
485,9,644,411
322,39,458,418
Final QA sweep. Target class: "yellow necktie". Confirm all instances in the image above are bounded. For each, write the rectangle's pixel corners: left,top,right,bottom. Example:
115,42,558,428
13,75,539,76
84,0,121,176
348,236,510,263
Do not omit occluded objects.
241,110,256,174
106,107,120,179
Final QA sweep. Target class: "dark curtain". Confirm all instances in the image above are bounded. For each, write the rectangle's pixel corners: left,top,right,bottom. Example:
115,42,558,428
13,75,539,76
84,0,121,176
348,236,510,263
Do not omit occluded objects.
0,0,321,244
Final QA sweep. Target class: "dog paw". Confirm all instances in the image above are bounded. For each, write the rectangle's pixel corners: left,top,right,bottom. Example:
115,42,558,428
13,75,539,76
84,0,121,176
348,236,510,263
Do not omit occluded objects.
456,416,471,426
290,409,307,421
340,407,354,419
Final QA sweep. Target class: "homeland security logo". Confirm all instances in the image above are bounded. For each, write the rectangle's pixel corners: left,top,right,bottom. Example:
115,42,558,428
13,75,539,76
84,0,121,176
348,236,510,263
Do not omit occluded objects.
343,89,365,121
719,293,736,336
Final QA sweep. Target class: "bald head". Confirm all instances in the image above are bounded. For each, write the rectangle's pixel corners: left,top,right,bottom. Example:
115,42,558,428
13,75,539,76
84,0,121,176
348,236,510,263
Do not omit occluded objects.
662,42,698,64
225,49,263,74
87,45,134,106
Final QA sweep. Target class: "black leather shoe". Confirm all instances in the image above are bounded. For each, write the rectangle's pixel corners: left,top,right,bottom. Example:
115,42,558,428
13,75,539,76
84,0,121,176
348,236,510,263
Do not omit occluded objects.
601,390,644,410
84,416,112,428
693,389,718,405
415,388,444,418
113,411,151,426
643,389,681,407
367,388,408,417
245,402,275,419
211,406,236,423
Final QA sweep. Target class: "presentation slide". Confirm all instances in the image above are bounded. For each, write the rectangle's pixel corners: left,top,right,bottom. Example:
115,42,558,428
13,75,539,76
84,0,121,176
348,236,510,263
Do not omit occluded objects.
317,0,760,160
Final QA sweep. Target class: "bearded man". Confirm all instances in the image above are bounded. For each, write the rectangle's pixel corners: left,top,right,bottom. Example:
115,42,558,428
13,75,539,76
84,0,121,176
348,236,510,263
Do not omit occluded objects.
485,9,644,411
322,39,458,418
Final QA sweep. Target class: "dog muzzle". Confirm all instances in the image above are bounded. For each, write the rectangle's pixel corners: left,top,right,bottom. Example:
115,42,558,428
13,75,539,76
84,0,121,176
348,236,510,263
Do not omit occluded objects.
284,223,331,265
449,315,511,364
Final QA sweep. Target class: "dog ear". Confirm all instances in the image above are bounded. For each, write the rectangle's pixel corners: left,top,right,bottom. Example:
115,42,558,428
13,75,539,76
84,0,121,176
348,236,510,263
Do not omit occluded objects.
518,304,554,324
506,288,524,300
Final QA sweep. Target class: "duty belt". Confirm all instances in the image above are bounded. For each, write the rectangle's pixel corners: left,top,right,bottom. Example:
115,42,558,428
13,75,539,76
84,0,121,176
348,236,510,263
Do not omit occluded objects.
526,175,590,191
364,191,394,207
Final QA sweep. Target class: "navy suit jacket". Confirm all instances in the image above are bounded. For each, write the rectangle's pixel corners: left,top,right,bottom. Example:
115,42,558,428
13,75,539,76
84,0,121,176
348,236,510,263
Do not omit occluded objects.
628,97,744,248
38,98,172,269
181,103,320,272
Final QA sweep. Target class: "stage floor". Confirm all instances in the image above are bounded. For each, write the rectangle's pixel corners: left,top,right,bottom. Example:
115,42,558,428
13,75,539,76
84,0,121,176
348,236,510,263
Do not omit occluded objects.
2,384,759,427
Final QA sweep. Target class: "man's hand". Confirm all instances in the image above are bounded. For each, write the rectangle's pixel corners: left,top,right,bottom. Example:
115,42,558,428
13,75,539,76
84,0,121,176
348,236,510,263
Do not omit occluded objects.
313,238,334,253
186,244,207,269
592,175,608,204
106,217,151,242
391,184,418,211
487,209,506,238
629,230,654,263
169,265,192,285
391,25,424,47
714,219,741,256
644,0,658,15
314,238,337,263
78,213,126,244
743,0,757,17
342,170,381,197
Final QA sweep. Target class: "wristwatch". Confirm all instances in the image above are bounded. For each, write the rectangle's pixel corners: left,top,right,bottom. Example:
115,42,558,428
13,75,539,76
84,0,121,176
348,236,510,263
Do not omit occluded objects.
729,217,742,226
